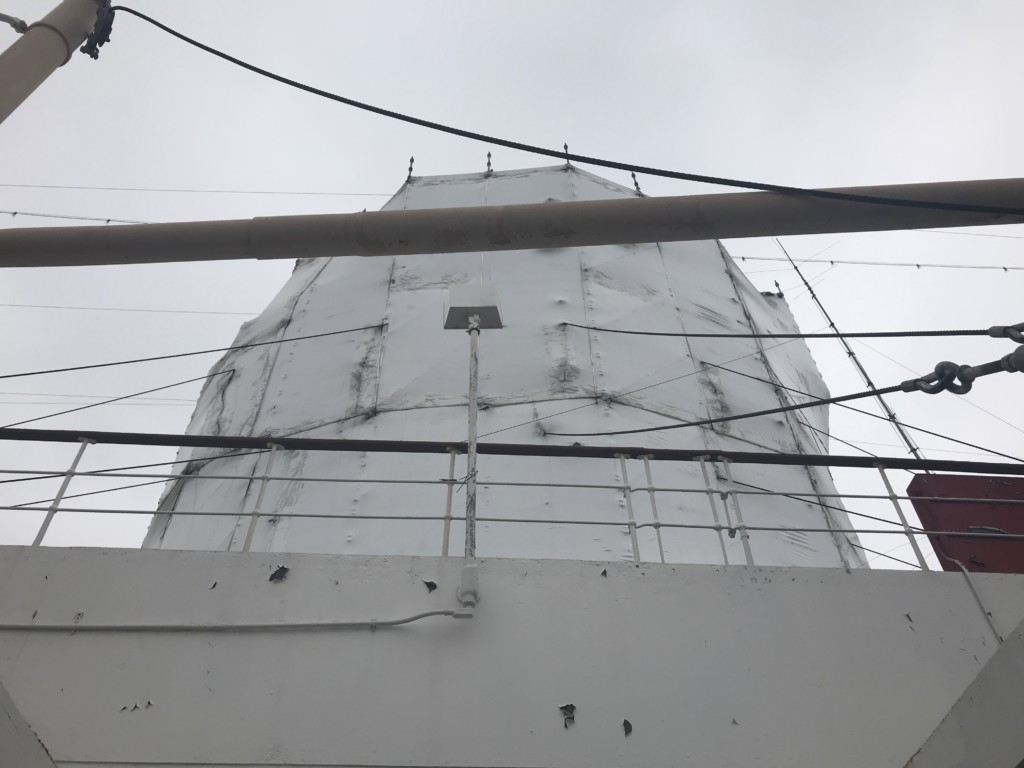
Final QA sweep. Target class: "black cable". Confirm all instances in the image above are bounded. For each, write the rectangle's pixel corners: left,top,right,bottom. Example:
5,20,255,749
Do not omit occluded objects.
849,542,923,570
707,362,1023,464
737,255,1024,272
0,302,256,317
1,209,149,225
9,448,270,508
0,448,268,488
778,239,928,465
478,334,817,439
0,182,390,197
10,478,166,509
0,324,382,381
563,322,990,340
793,416,879,459
544,384,905,438
730,478,917,532
109,6,1024,218
0,371,230,429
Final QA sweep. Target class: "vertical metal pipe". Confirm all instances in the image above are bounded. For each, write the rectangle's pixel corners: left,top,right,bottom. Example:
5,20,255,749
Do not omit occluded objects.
464,315,480,560
617,455,641,564
641,455,665,564
441,447,457,557
242,443,280,552
936,552,1003,645
875,464,930,570
32,437,92,546
0,0,98,125
721,459,755,566
697,456,730,565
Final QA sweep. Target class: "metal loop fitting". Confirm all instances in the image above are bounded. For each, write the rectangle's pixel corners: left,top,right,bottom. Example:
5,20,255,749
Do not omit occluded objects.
988,322,1024,345
902,346,1024,395
903,361,967,395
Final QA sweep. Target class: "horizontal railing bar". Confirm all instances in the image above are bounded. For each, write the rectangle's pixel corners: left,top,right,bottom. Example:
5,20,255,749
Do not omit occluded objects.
1,426,1022,476
0,469,625,492
5,504,1022,541
9,464,1023,508
476,516,627,526
643,485,1024,506
479,481,623,490
0,505,452,521
55,470,447,485
637,521,1024,540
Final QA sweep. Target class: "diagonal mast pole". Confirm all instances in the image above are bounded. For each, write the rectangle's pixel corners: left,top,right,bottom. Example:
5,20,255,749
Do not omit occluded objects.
777,239,927,465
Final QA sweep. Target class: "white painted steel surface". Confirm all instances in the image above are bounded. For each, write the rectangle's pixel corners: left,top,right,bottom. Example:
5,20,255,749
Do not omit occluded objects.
1,547,1022,768
905,619,1024,768
145,166,865,567
0,675,56,768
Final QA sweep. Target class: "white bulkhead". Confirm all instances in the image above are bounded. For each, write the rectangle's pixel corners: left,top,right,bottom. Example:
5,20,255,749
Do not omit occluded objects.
145,165,865,568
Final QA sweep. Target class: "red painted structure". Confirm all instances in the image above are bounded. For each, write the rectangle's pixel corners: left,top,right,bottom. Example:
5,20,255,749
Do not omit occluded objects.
908,474,1024,574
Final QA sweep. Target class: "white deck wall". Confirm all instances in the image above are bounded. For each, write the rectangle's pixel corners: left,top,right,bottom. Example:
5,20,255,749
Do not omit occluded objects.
1,546,1021,768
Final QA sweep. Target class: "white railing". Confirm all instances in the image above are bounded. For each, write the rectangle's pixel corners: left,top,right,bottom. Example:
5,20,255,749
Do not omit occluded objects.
1,428,1023,571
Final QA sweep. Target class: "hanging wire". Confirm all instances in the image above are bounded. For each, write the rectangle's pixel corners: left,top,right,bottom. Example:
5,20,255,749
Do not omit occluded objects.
101,6,1024,217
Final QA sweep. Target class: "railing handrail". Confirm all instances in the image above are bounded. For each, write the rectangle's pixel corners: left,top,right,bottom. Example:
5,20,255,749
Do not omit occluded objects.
0,426,1022,476
4,503,1024,542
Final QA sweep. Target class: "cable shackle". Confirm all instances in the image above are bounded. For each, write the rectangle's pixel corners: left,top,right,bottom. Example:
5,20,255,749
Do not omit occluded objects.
902,345,1024,395
988,322,1024,344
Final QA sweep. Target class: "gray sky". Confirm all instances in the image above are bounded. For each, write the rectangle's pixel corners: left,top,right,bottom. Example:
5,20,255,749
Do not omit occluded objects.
1,0,1022,567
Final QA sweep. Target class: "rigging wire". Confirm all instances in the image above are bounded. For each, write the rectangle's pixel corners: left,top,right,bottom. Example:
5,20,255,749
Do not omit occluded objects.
0,390,195,402
0,182,390,197
0,400,192,407
851,540,925,573
1,209,149,225
706,362,1022,464
920,228,1024,240
544,382,905,438
0,302,256,317
8,447,271,508
775,239,927,463
108,6,1024,218
849,337,1024,438
0,449,268,489
0,323,383,381
562,322,993,340
478,335,816,439
862,538,934,569
0,371,231,429
10,478,167,509
730,477,918,534
735,254,1024,272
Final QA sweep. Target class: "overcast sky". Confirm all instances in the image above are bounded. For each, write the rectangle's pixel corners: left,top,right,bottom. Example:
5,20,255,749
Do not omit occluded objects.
1,1,1022,567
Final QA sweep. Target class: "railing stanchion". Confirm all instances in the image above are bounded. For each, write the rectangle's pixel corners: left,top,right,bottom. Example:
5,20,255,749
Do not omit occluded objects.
698,456,730,565
441,447,458,557
721,458,754,566
32,437,93,547
641,455,666,564
617,455,641,564
242,443,281,552
876,464,930,570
